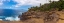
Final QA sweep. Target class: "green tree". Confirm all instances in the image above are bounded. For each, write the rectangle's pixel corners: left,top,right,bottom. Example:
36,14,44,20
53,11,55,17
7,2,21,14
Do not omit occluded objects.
28,0,64,11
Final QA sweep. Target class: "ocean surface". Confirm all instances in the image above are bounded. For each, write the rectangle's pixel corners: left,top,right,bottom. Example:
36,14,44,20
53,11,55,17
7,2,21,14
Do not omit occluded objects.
0,9,27,21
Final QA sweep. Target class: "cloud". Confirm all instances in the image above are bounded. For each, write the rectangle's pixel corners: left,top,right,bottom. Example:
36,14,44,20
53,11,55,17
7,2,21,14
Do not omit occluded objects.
13,0,59,7
0,0,11,6
51,0,59,1
7,0,11,2
0,0,59,7
13,0,49,7
0,3,3,6
0,0,6,5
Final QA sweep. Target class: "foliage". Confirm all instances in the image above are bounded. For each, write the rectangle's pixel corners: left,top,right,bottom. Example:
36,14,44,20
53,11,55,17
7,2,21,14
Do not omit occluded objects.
28,0,64,11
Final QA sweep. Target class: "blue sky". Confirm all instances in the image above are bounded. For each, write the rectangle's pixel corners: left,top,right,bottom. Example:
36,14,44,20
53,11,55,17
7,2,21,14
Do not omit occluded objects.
0,0,59,10
0,0,51,10
0,0,59,21
0,0,32,10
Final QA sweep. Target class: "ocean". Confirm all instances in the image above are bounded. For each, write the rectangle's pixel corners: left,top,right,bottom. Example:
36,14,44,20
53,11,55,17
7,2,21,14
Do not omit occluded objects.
0,9,27,21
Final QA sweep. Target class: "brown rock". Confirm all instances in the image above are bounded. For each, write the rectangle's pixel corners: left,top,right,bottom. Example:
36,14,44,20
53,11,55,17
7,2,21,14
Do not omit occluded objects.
18,11,60,23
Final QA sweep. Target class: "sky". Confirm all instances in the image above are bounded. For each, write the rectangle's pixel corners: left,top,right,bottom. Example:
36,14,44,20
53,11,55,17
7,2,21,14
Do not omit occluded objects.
0,0,59,21
0,0,59,10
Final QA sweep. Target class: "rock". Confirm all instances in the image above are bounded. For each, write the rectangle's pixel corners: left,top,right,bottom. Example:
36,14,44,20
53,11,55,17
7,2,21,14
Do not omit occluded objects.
18,11,60,23
44,12,60,23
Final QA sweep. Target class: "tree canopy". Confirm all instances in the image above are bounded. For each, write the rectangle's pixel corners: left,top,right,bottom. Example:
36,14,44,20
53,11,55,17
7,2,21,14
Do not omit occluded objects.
28,0,64,11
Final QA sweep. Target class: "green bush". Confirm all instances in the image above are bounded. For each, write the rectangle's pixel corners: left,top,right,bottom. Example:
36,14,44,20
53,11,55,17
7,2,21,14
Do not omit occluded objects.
28,0,64,11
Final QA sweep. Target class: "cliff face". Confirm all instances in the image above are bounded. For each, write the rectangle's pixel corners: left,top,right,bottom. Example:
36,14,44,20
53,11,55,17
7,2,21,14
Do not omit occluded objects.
0,11,64,23
18,11,62,23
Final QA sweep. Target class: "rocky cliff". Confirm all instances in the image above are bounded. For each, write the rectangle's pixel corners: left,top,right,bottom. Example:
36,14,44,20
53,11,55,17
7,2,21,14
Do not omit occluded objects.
18,11,64,23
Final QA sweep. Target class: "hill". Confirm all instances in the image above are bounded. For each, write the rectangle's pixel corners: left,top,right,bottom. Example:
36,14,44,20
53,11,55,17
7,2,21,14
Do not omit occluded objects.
18,0,64,23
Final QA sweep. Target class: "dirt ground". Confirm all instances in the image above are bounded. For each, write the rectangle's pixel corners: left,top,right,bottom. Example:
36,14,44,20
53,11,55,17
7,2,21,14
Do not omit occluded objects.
56,11,64,23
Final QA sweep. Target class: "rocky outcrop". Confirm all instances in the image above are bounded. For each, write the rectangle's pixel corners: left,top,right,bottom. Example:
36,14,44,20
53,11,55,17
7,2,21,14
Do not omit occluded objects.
0,11,64,23
18,11,61,23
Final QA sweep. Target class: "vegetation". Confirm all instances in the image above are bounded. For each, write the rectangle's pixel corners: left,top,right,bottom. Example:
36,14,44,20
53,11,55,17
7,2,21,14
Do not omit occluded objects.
28,0,64,11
